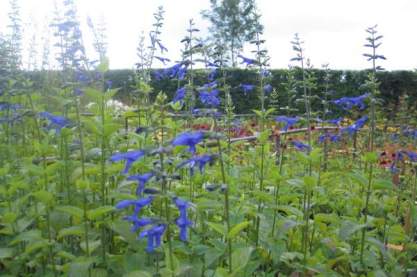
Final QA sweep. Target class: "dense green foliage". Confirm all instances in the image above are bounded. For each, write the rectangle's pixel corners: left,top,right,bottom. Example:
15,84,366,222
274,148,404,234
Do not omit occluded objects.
90,69,417,114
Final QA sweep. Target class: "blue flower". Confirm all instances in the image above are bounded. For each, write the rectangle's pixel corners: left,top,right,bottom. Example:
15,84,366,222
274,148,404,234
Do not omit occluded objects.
333,93,370,111
115,196,154,217
275,116,300,131
173,87,186,103
292,140,311,151
123,216,153,232
172,132,204,153
326,117,343,125
110,150,146,174
0,102,21,111
127,172,155,195
167,62,188,80
199,88,220,107
73,88,84,96
404,151,417,162
139,224,167,252
173,197,192,241
192,109,222,117
238,54,257,66
106,80,113,90
263,84,273,94
260,69,271,77
208,68,218,81
154,56,171,65
318,133,341,143
341,116,368,136
156,40,168,53
177,154,216,176
39,111,71,133
240,84,255,94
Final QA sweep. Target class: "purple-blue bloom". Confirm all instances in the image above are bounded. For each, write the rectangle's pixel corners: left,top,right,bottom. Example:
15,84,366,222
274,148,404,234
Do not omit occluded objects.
404,151,417,162
318,133,341,143
39,111,71,133
156,40,168,53
154,56,171,65
123,216,153,232
333,93,370,111
208,68,218,81
275,116,300,131
326,117,343,125
260,69,271,77
199,89,220,107
173,87,187,103
241,84,255,94
292,140,311,152
127,172,155,195
110,150,146,174
173,197,192,241
177,154,216,176
139,224,167,252
341,115,368,136
238,54,257,66
263,84,273,94
115,196,154,217
172,132,205,153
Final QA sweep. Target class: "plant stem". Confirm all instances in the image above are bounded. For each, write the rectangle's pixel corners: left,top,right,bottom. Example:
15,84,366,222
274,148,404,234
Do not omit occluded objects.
360,164,373,264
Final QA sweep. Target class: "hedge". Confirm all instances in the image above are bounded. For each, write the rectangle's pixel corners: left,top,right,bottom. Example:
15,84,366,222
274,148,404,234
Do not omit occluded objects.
103,69,417,115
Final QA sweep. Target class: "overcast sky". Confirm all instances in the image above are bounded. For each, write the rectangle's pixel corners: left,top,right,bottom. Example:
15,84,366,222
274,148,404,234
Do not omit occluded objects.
0,0,416,70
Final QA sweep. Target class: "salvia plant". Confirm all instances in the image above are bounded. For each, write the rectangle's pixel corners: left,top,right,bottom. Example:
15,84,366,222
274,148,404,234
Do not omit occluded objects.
0,1,417,277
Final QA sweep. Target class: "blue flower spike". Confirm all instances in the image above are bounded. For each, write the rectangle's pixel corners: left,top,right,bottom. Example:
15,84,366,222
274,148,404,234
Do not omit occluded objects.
110,150,146,174
171,132,205,153
127,172,155,195
173,197,192,241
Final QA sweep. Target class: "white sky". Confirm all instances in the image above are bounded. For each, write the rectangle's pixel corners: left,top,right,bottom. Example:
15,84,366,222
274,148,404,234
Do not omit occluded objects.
0,0,416,70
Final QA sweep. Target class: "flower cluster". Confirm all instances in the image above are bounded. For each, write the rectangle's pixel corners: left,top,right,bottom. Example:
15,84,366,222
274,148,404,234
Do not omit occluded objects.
333,93,370,111
111,131,216,252
341,115,368,136
38,111,71,133
275,116,300,131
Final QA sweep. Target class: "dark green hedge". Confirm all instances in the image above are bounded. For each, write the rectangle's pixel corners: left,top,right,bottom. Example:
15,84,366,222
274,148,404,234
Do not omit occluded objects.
105,69,417,115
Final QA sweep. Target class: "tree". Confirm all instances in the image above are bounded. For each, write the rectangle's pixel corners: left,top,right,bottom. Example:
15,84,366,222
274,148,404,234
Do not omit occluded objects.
7,0,22,70
202,0,263,67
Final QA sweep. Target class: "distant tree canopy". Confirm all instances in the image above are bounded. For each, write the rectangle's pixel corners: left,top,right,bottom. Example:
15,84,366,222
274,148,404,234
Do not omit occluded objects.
201,0,263,66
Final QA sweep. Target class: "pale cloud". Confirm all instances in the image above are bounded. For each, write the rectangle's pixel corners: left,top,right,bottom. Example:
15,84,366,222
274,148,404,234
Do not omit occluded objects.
0,0,416,70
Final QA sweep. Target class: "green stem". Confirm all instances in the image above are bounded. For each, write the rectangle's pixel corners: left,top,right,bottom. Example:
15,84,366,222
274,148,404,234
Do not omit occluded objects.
213,117,232,273
360,164,374,264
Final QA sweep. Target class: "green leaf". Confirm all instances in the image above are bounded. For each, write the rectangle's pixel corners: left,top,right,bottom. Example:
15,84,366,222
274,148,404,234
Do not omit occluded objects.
164,246,179,274
258,130,270,144
362,152,378,163
97,57,109,73
123,271,152,277
68,258,96,277
339,220,366,240
373,179,393,190
56,205,84,219
231,247,254,276
58,226,85,239
228,221,250,239
204,247,224,267
207,222,226,236
81,240,101,255
32,190,54,205
87,206,114,220
10,230,42,245
0,248,14,259
24,239,49,255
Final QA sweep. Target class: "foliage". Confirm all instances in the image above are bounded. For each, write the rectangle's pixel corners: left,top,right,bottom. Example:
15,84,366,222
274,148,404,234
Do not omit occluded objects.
201,0,263,66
